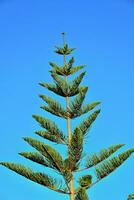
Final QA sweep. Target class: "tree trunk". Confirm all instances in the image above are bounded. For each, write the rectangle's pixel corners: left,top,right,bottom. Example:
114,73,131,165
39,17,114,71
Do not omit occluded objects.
66,96,75,200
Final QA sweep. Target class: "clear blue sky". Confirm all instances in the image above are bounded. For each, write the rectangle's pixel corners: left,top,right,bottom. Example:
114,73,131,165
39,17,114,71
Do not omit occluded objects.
0,0,134,199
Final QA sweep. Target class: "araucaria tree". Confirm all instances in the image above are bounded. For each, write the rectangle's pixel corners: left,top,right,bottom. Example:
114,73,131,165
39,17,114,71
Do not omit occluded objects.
1,33,134,200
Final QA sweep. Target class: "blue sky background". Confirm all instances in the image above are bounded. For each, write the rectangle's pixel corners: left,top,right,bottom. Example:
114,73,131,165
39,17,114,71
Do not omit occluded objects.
0,0,134,199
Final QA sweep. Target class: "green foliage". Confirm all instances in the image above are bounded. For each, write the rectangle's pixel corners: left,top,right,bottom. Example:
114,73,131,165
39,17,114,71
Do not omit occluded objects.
39,82,66,97
95,149,134,180
69,87,100,118
23,137,64,172
76,109,101,135
69,87,88,118
49,59,85,76
19,152,51,167
32,115,67,144
50,71,86,97
35,130,65,144
86,144,124,168
23,137,71,184
128,194,134,200
65,56,82,76
69,128,83,171
0,162,61,190
55,44,75,55
78,175,92,188
80,102,101,116
39,94,67,118
50,71,69,95
39,71,86,97
68,56,75,66
69,66,85,76
68,72,86,96
75,188,89,200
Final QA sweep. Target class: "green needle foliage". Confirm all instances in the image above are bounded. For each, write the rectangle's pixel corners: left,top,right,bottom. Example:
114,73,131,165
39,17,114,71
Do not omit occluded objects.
39,94,67,118
0,33,134,200
128,194,134,200
32,115,67,144
86,144,125,168
75,188,89,200
78,175,92,188
0,162,63,192
69,128,83,171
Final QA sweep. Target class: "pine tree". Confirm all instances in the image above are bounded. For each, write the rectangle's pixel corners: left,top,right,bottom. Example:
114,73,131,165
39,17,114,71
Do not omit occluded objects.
0,33,134,200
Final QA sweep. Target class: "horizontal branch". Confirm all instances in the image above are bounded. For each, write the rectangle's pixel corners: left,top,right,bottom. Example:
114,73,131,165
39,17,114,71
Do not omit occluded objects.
47,185,70,195
75,167,88,172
